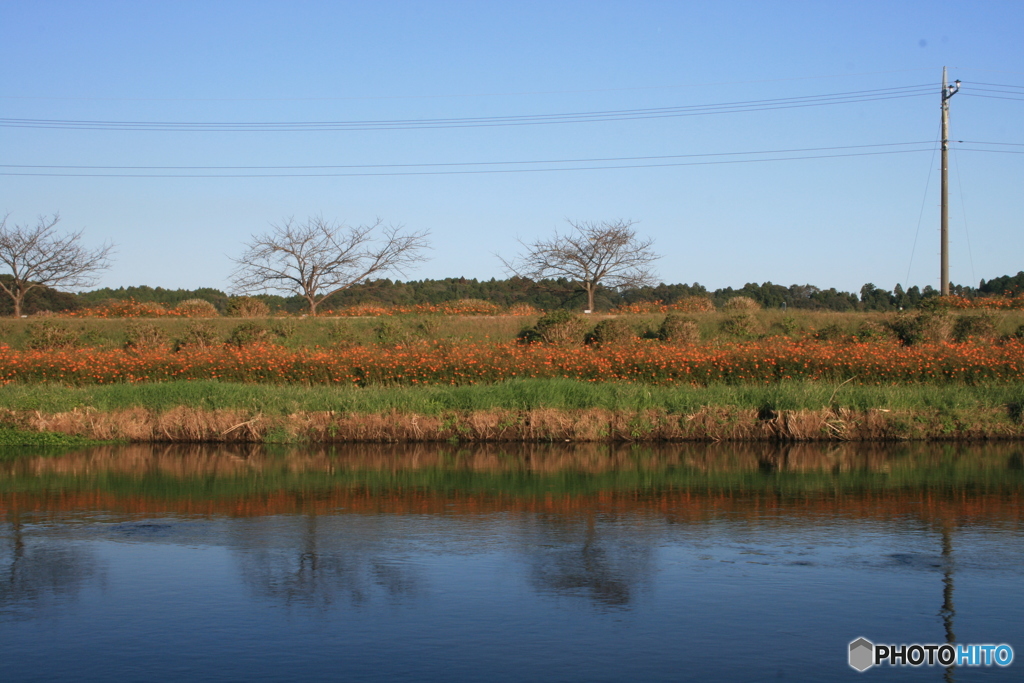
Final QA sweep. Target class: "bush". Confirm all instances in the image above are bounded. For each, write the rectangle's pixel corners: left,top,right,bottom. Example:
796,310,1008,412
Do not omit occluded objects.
952,314,997,343
854,321,892,342
533,310,592,345
25,321,80,350
327,321,361,347
515,327,544,344
124,321,169,352
888,311,952,346
176,298,219,317
658,314,700,344
589,318,636,345
173,322,220,351
227,322,274,347
813,323,846,341
719,313,762,338
772,315,799,337
226,296,271,317
374,319,410,345
723,296,760,312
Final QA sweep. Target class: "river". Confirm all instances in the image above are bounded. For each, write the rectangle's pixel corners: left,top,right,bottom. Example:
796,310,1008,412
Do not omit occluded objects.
2,442,1021,681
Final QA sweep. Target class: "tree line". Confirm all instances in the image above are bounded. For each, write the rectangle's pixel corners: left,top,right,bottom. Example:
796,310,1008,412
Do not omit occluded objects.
4,273,1020,317
1,211,1021,316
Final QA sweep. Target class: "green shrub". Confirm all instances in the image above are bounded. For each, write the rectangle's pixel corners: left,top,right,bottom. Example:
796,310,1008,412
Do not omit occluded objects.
173,321,220,351
952,314,997,343
414,316,442,339
25,321,79,350
328,320,361,346
658,314,700,344
227,322,274,347
888,311,952,346
813,323,846,341
719,313,762,338
533,310,592,345
175,298,219,317
854,321,892,342
124,321,169,352
589,318,636,345
226,296,270,317
515,327,544,345
374,319,410,345
776,315,799,336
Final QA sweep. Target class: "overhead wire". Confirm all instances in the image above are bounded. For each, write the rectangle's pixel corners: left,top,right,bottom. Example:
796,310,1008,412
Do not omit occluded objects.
905,125,941,291
0,67,939,102
950,146,978,287
0,85,934,132
0,148,936,178
0,141,935,172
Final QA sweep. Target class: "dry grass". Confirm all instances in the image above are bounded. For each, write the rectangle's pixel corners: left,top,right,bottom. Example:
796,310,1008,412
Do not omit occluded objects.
5,403,1022,443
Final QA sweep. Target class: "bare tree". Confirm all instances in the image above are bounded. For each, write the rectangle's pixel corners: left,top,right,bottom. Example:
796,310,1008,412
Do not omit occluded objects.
230,216,430,316
0,213,114,318
500,219,659,312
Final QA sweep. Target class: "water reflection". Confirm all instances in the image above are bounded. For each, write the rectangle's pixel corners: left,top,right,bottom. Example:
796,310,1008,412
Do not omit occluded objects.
0,512,103,619
1,442,1023,681
234,515,422,609
524,513,654,608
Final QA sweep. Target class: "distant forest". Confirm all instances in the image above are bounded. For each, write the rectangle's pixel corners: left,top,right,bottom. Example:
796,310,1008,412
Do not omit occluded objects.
2,272,1023,317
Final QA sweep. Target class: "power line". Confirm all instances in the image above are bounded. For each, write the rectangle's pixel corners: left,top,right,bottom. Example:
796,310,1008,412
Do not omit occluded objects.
0,85,934,132
0,68,938,102
0,141,934,171
962,93,1024,102
0,148,935,178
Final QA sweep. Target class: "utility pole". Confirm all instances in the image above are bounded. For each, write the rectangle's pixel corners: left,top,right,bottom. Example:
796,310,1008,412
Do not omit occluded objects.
940,67,960,296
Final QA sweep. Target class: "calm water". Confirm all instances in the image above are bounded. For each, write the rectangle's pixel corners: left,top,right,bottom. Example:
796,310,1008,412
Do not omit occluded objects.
1,442,1022,682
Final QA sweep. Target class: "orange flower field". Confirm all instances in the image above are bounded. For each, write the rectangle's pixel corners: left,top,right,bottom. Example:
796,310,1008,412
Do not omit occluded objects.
1,339,1022,386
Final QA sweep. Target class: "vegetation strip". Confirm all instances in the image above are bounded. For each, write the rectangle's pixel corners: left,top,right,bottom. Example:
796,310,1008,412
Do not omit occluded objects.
0,380,1022,443
2,338,1024,385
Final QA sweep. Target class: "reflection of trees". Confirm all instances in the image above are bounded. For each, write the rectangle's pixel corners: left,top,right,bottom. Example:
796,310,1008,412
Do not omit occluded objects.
233,515,420,609
0,513,102,618
523,513,654,609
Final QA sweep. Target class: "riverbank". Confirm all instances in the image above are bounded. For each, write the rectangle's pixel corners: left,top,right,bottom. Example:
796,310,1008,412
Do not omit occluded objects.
1,380,1022,443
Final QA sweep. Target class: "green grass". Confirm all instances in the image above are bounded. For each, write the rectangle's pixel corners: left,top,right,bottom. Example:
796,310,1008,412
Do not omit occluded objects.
1,378,1022,416
0,427,112,449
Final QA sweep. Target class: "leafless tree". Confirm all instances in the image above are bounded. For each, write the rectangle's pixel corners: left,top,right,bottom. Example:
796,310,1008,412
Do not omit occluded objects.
230,216,430,316
0,213,114,318
500,219,659,312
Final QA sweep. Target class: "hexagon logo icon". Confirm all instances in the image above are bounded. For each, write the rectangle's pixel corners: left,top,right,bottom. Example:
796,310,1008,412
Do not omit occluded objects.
849,637,875,672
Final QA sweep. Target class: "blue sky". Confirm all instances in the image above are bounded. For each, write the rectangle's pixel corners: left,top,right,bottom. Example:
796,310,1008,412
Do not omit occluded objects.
1,0,1021,294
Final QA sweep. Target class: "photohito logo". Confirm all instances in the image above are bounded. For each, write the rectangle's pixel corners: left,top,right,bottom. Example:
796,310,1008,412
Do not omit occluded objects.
849,637,1014,672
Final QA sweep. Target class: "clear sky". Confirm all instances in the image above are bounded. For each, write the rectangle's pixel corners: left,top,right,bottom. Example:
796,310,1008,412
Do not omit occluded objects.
1,0,1021,294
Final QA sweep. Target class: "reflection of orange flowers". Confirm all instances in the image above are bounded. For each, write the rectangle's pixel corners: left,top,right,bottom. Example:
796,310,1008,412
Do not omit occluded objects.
1,338,1022,385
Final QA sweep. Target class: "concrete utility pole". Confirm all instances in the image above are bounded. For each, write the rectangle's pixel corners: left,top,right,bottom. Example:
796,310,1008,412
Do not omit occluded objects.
940,67,960,296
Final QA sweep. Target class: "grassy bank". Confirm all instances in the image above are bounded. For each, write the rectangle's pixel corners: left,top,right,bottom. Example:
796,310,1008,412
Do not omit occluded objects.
2,378,1023,414
1,379,1022,443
